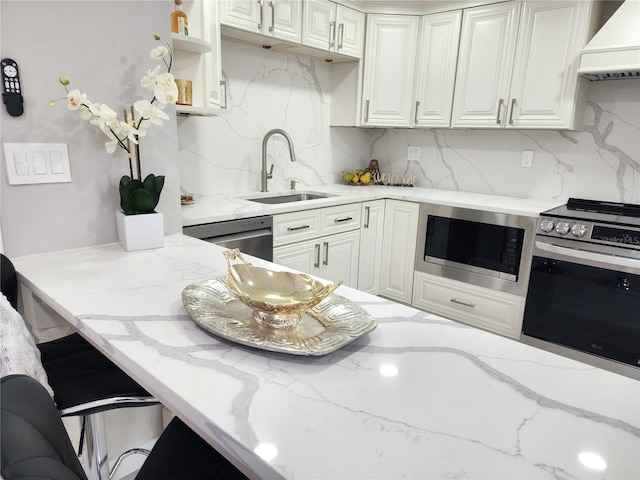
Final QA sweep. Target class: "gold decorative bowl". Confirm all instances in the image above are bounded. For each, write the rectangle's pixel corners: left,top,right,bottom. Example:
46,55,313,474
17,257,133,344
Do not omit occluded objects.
223,249,342,328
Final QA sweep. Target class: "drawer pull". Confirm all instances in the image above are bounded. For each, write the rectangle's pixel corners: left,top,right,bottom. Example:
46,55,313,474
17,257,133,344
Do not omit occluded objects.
364,206,370,228
450,298,475,308
334,216,353,223
287,224,310,231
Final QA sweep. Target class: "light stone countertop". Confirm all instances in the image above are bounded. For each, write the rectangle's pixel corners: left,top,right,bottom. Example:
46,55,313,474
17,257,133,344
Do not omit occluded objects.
13,234,640,480
181,185,560,227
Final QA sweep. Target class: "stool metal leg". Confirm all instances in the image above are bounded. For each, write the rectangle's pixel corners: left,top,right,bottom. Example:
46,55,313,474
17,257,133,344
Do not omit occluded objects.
81,413,110,480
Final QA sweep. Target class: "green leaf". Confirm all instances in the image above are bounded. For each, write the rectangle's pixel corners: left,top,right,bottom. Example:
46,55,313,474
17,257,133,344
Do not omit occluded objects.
120,179,143,215
132,189,156,214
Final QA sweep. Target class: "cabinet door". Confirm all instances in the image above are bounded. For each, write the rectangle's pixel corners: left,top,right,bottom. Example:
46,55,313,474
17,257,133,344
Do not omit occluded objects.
273,239,320,276
270,0,302,43
379,200,419,304
322,231,360,288
450,2,520,128
361,15,419,126
413,11,462,127
335,5,365,58
302,0,335,52
219,0,261,33
508,1,591,129
358,200,385,294
205,0,224,108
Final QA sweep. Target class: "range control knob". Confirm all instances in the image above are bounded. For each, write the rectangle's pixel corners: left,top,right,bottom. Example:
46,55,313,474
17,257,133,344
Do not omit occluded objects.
571,223,588,238
539,219,555,233
555,222,570,235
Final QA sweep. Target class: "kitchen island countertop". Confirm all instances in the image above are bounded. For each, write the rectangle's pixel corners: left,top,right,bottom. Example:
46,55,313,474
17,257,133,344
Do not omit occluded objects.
181,185,560,227
13,234,639,480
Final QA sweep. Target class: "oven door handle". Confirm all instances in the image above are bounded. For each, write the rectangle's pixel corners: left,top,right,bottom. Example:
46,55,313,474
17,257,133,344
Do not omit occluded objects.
535,241,640,271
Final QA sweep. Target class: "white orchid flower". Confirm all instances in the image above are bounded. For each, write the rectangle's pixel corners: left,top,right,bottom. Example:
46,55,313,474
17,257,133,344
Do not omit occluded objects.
151,73,178,105
140,65,161,92
150,45,169,61
66,89,87,110
134,100,170,127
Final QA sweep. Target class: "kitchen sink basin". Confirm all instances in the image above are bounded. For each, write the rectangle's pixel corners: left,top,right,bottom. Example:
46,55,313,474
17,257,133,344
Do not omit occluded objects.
245,192,334,204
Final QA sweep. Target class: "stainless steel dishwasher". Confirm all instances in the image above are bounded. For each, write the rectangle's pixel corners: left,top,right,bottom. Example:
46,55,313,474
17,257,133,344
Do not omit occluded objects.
183,216,273,261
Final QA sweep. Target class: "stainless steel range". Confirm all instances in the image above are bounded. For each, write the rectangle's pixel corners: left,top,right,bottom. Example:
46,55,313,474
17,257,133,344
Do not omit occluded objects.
521,198,640,380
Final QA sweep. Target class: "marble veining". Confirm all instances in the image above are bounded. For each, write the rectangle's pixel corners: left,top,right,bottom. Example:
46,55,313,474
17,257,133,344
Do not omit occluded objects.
14,236,638,480
180,40,639,206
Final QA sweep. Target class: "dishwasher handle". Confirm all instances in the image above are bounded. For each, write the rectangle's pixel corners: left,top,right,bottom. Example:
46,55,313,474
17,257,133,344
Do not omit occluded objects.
203,229,272,245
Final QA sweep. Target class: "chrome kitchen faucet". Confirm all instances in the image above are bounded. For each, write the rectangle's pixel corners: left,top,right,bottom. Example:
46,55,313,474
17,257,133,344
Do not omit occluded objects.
261,129,296,192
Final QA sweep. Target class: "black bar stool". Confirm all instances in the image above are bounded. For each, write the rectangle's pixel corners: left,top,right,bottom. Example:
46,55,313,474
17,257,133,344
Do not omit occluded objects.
1,254,159,479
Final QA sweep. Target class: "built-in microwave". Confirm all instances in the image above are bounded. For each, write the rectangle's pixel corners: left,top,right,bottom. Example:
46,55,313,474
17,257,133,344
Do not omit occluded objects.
414,203,537,297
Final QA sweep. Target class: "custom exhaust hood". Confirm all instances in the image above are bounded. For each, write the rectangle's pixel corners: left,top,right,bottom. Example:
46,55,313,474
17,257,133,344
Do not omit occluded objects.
578,0,640,81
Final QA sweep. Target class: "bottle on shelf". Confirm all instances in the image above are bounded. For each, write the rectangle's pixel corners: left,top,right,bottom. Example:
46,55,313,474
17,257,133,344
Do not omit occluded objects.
171,0,188,36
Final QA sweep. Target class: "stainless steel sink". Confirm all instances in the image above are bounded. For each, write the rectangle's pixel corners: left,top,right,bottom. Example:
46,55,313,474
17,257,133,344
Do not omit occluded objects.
245,192,333,204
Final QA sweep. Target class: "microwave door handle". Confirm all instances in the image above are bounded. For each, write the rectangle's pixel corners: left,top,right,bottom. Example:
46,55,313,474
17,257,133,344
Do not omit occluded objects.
535,241,640,271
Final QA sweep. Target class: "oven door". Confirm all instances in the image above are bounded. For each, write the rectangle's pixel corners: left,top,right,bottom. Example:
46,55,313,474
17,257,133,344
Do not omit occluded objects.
522,239,640,369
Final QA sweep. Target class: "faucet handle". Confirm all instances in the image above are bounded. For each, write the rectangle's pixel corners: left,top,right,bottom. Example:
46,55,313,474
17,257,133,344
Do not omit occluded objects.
290,180,297,190
267,164,274,179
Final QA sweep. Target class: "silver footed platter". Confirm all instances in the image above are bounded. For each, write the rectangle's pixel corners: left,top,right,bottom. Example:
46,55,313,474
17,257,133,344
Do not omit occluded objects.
223,248,342,328
181,277,377,356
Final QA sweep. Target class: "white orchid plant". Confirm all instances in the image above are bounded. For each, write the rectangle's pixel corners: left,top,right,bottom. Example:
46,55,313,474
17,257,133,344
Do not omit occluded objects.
51,34,178,215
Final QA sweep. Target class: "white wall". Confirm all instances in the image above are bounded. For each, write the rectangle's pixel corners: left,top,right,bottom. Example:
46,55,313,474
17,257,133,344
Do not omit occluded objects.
362,79,640,204
0,0,182,258
182,40,639,205
2,4,639,258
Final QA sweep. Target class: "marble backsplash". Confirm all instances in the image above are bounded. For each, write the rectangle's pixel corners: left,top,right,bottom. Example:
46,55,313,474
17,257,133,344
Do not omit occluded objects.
179,40,640,204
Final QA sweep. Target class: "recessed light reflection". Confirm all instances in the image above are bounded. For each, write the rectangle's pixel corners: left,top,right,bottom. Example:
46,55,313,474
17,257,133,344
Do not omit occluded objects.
254,442,278,462
379,363,399,377
579,452,607,471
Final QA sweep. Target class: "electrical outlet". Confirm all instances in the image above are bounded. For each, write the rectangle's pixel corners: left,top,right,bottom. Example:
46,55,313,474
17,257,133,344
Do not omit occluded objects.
407,146,421,162
521,150,534,168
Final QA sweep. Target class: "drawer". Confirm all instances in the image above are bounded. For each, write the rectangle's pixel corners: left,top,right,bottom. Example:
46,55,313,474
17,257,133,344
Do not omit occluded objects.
273,210,322,246
412,271,525,339
321,203,361,236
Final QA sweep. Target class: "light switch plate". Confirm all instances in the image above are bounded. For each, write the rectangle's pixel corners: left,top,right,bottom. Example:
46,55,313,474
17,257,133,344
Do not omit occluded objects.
3,142,72,185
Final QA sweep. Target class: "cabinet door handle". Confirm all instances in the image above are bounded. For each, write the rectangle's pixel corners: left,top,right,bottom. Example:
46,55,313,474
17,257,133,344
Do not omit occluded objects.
268,0,275,32
365,99,370,122
258,0,264,30
496,98,504,124
337,23,344,49
450,298,475,308
334,216,353,223
329,21,336,49
364,206,370,228
287,224,310,231
508,98,516,125
323,241,329,266
314,243,321,268
414,100,420,124
220,80,227,109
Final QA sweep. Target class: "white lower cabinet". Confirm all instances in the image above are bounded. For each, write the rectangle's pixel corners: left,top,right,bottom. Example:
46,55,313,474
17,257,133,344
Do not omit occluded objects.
379,200,419,303
412,271,526,339
273,204,361,288
357,200,385,294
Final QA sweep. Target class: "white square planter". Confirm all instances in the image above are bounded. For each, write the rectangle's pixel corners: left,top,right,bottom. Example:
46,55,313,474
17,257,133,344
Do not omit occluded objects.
116,210,164,252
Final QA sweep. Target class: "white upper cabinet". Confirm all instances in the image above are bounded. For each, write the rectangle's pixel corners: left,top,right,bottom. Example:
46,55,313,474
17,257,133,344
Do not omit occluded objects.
508,1,597,129
451,1,520,128
220,0,302,44
361,15,420,126
361,12,461,128
302,1,365,58
452,0,601,130
413,10,462,127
